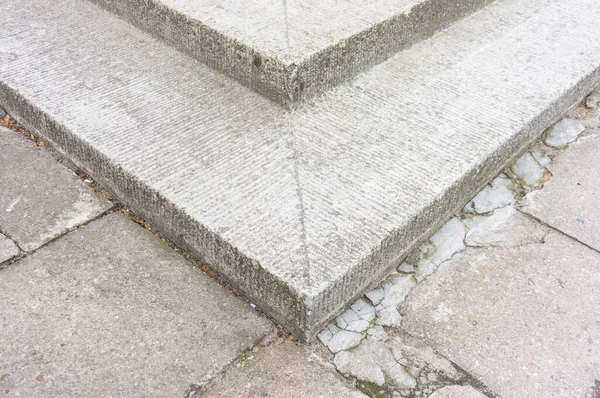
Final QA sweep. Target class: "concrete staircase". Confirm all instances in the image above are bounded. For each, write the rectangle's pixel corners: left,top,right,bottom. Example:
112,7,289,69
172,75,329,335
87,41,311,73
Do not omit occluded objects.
87,0,493,106
1,0,599,340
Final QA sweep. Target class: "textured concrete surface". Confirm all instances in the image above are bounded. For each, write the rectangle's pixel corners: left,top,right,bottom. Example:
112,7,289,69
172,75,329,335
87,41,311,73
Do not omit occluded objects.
429,385,487,398
0,213,273,396
0,127,111,251
2,0,600,339
0,233,19,264
522,132,600,251
90,0,491,106
202,342,365,397
402,212,600,397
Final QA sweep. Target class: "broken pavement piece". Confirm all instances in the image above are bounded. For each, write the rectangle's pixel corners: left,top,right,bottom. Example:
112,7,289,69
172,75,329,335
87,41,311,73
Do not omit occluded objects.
336,299,376,333
531,149,552,167
585,91,600,109
0,233,20,264
428,217,466,265
365,287,386,306
543,118,585,148
511,152,547,186
463,175,516,214
376,306,403,328
398,217,466,283
378,275,417,310
367,325,389,342
318,325,365,353
334,340,417,389
464,207,547,248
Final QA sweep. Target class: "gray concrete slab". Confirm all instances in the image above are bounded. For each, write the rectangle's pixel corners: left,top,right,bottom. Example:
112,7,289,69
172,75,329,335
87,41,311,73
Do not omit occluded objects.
521,130,600,251
429,385,487,398
90,0,491,106
2,0,600,339
0,213,273,397
202,342,365,397
0,233,19,264
402,211,600,397
0,127,111,252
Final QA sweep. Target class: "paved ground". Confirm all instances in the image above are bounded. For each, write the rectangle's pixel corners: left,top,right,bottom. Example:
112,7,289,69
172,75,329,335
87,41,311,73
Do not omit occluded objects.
1,90,600,397
316,93,600,398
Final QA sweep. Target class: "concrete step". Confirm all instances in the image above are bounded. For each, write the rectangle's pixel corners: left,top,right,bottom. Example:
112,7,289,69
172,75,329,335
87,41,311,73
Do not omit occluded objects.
88,0,493,106
1,0,599,340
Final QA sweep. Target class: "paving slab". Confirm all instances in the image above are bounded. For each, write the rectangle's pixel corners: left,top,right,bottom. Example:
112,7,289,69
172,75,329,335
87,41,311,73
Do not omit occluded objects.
0,213,273,397
0,233,19,264
521,131,600,251
202,341,365,397
0,127,111,252
2,0,600,339
429,385,487,398
91,0,492,106
402,211,600,397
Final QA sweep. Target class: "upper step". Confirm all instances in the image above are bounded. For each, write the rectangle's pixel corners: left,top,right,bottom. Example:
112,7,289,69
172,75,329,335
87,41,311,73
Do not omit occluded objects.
89,0,493,107
1,0,600,340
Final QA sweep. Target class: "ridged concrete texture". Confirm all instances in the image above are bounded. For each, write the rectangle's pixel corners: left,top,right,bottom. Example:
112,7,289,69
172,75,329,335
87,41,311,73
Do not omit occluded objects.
88,0,493,106
1,0,600,340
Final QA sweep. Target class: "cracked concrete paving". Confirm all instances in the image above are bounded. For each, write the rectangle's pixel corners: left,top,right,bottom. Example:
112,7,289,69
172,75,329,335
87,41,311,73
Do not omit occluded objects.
0,122,276,397
317,96,600,397
201,342,366,397
0,233,19,265
2,94,600,397
0,127,111,252
403,219,600,397
521,120,600,251
0,213,273,396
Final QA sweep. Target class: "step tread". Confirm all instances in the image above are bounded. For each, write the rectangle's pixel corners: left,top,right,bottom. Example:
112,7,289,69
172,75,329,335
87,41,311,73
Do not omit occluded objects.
1,0,599,338
90,0,491,105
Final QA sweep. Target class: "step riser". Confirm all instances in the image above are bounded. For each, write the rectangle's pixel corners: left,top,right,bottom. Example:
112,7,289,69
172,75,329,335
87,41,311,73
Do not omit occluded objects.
88,0,493,107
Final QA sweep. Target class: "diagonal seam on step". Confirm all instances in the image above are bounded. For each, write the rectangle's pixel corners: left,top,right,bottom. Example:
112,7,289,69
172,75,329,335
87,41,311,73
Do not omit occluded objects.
287,110,313,287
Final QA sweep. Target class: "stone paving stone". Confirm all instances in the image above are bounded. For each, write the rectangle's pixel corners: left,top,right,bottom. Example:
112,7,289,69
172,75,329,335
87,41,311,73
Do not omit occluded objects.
0,233,19,264
521,132,600,251
0,127,111,251
0,213,273,397
202,342,366,397
402,211,600,397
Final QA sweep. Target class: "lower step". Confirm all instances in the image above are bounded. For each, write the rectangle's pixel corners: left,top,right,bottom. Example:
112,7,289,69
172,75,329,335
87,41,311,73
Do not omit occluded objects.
1,0,599,340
